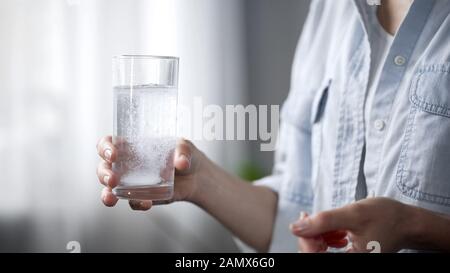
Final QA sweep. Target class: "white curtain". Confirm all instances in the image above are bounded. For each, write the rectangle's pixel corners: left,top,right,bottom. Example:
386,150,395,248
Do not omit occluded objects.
0,0,248,252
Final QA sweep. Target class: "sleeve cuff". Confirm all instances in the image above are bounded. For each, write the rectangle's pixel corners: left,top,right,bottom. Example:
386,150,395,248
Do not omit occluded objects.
253,175,282,193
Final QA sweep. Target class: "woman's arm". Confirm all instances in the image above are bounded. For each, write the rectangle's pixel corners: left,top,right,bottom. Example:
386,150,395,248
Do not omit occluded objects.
406,205,450,251
290,197,450,252
190,154,278,252
96,136,278,252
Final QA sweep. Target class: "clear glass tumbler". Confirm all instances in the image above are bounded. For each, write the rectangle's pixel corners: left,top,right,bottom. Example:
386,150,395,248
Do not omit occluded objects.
112,55,179,201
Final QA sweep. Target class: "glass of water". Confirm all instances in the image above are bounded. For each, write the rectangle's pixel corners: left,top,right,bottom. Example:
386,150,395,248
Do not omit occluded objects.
112,55,179,201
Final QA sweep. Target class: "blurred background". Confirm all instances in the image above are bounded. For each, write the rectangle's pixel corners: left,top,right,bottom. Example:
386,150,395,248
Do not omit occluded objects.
0,0,310,252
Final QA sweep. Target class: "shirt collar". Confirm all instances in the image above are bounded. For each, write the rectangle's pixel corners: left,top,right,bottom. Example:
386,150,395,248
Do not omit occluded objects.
352,0,378,38
352,0,436,39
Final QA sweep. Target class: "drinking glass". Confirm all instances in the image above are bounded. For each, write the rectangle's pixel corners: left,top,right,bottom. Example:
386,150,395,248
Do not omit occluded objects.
112,55,179,200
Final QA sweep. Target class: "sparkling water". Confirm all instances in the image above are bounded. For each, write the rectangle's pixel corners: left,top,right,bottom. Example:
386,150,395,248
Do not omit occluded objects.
112,84,177,200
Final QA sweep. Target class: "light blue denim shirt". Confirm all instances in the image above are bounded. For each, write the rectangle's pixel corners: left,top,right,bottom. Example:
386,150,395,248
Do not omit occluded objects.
255,0,450,252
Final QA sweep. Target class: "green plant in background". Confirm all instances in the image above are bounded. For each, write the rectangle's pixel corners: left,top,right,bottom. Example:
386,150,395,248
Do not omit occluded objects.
237,161,267,182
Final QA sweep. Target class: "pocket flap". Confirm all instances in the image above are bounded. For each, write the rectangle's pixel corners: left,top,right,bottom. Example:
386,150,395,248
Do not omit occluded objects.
410,63,450,117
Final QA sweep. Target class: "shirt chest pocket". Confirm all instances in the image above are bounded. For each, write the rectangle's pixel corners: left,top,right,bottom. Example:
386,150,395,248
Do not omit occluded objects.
397,63,450,206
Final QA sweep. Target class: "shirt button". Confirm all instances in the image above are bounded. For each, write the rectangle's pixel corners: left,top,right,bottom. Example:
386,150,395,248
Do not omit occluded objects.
374,119,385,131
394,55,406,66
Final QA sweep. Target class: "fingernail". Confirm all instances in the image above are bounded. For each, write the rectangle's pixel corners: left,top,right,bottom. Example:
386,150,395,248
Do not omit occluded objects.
103,175,110,186
104,149,112,160
299,211,306,219
291,218,310,231
180,154,191,168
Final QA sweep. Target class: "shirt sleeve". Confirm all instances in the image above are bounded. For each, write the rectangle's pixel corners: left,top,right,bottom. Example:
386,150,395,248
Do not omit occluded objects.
242,0,336,252
253,121,314,252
